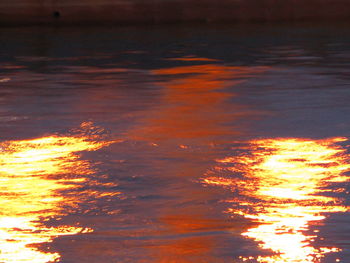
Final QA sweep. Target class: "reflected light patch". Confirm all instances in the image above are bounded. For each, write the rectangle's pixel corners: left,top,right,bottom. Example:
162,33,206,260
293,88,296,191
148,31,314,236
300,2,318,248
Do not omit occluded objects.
0,77,11,82
134,63,268,142
204,137,350,262
165,56,220,62
0,123,115,263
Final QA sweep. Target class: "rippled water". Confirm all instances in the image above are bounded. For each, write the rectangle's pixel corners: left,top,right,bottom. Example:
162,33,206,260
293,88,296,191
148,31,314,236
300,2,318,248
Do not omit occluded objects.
0,24,350,262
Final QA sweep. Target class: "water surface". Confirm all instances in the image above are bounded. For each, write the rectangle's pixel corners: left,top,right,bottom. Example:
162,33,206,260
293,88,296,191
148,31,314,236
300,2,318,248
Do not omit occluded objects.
0,24,350,262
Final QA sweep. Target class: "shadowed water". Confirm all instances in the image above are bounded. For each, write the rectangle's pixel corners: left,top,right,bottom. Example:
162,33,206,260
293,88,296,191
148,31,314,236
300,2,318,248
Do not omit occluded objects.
0,24,350,262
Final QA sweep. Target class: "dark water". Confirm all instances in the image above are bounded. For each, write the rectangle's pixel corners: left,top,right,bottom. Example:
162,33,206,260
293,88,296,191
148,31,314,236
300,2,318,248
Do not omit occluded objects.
0,24,350,263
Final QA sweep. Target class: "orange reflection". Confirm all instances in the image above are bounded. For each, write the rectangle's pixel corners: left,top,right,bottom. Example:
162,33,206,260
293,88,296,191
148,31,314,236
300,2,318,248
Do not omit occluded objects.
156,213,216,263
166,56,220,62
0,123,116,263
136,60,268,262
204,137,350,262
132,62,267,143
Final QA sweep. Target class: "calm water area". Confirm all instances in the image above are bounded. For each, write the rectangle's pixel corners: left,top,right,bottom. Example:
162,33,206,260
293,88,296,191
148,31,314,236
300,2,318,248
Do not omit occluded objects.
0,24,350,263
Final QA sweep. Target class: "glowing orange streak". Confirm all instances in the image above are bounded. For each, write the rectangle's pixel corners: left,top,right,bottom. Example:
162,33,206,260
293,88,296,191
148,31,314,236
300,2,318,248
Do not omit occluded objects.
144,61,270,262
131,63,268,142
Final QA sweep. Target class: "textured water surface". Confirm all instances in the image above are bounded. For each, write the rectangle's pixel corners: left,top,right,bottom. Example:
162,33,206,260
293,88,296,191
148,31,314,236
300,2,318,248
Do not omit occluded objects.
0,24,350,263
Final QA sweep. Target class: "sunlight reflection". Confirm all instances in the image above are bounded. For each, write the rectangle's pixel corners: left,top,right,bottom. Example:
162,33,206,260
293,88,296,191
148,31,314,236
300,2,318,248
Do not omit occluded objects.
0,122,116,263
140,59,268,262
204,137,350,262
131,62,267,143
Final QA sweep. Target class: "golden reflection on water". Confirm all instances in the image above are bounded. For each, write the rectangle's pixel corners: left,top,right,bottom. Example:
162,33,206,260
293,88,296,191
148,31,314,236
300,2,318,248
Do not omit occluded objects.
131,62,267,142
0,123,115,262
204,137,350,262
135,60,267,262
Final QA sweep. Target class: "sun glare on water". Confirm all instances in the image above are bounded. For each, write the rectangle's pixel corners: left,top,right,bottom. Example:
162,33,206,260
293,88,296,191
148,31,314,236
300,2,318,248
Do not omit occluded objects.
204,137,350,262
0,123,115,263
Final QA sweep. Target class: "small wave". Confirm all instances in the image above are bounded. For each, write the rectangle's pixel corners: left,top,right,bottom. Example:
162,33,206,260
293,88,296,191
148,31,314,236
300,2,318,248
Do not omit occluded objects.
0,78,11,83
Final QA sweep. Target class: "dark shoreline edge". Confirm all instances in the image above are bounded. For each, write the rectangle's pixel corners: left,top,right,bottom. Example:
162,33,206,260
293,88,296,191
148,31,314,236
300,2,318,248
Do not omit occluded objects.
1,0,350,27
